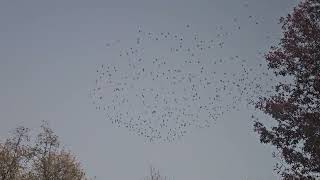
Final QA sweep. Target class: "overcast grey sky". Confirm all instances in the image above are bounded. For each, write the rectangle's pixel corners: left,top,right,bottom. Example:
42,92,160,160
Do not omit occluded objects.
0,0,299,179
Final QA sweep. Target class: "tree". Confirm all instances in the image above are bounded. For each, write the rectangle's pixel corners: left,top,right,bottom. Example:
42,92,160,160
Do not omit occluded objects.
0,127,31,180
254,0,320,179
0,122,91,180
143,166,169,180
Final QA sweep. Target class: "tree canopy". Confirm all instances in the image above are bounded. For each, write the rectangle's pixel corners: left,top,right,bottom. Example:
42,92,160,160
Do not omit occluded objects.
254,0,320,179
0,122,91,180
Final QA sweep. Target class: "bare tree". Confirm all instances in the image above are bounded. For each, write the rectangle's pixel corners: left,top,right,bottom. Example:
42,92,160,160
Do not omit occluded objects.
143,166,169,180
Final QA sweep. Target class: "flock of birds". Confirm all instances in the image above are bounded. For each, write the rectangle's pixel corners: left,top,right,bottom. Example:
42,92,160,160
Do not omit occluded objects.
90,5,281,142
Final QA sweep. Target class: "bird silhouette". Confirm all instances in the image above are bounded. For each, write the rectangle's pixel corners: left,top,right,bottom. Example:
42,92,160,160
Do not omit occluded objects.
91,7,276,142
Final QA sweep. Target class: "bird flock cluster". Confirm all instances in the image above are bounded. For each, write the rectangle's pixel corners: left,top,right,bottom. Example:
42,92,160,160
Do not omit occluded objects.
90,11,278,142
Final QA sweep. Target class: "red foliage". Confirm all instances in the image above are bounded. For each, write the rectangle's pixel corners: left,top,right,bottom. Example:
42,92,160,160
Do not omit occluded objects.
254,0,320,179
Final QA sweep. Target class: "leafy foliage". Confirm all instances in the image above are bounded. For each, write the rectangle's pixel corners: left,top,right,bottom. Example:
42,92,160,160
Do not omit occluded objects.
254,0,320,179
0,122,91,180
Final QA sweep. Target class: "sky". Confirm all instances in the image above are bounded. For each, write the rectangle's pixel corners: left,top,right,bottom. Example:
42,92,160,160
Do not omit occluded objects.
0,0,299,180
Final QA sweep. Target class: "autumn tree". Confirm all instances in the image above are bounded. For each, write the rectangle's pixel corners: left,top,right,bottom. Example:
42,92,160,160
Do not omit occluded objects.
0,122,91,180
0,127,31,180
254,0,320,179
